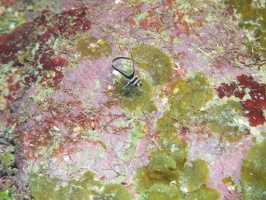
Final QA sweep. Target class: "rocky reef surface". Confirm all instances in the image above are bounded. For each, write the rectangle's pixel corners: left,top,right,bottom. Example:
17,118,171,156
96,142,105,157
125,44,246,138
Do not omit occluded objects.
0,0,265,199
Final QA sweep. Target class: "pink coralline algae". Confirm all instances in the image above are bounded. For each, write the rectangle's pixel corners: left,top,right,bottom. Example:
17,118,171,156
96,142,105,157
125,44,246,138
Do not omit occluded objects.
0,0,265,199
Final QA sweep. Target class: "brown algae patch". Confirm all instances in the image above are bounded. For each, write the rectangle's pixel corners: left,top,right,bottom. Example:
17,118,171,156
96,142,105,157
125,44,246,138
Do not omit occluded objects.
76,37,112,59
131,45,173,85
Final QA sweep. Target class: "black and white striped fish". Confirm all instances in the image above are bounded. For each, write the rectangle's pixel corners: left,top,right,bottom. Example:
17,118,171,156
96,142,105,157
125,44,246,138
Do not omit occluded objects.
112,57,142,89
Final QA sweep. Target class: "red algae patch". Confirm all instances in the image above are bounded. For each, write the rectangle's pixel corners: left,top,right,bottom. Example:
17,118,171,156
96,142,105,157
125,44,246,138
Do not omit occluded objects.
0,6,91,110
216,74,266,126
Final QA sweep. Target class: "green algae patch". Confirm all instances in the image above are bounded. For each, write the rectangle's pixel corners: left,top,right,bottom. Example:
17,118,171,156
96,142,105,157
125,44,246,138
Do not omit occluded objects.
146,184,183,200
185,185,221,200
117,79,155,113
98,184,132,200
149,154,177,174
30,174,93,200
131,45,173,85
0,190,12,200
30,174,61,200
207,100,243,142
178,160,209,193
167,72,213,122
149,138,188,169
0,151,15,169
135,142,188,191
156,72,213,137
76,37,112,59
134,126,220,199
156,113,178,137
30,171,132,200
226,0,266,58
241,139,266,200
135,154,218,199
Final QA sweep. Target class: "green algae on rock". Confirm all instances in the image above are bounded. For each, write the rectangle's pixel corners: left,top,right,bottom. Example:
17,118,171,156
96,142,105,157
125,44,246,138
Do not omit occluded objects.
76,37,112,59
98,184,132,200
226,0,266,58
178,160,209,193
168,72,213,121
156,72,213,132
30,174,61,200
241,139,266,200
135,141,188,191
135,155,220,199
146,184,183,200
149,154,177,174
117,79,156,113
29,171,131,200
0,151,15,169
185,185,221,200
207,100,243,142
131,45,173,85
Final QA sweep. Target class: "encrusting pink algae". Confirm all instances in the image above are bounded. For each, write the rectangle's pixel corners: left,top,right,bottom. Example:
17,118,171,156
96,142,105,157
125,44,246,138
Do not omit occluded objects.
0,0,265,199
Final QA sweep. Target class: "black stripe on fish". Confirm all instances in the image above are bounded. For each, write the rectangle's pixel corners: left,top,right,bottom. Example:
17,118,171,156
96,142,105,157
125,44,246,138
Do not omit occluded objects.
112,56,142,89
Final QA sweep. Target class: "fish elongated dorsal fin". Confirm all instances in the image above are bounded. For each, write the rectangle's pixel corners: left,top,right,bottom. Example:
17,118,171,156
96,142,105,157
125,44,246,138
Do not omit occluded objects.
112,57,135,79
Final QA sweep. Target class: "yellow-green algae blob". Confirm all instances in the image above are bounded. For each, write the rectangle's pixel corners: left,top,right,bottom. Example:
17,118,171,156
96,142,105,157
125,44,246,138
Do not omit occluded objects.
76,37,112,59
134,129,220,199
135,157,220,199
185,185,221,200
30,172,96,199
98,184,132,200
30,174,61,200
149,137,188,169
207,100,243,142
135,139,188,191
241,139,266,200
226,0,266,58
131,45,173,85
167,72,213,122
156,113,178,137
155,72,213,140
117,79,156,113
178,160,209,193
30,171,131,200
146,184,182,200
149,154,177,175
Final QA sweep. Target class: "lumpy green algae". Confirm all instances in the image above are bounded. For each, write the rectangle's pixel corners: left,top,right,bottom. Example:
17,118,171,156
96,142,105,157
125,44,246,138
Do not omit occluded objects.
117,79,156,113
76,37,112,59
185,185,221,200
29,171,132,200
167,72,213,122
135,135,220,199
206,100,243,142
116,45,174,113
156,72,213,135
241,139,266,200
98,184,132,200
135,156,220,199
178,160,209,193
226,0,266,58
146,184,183,200
131,45,173,86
